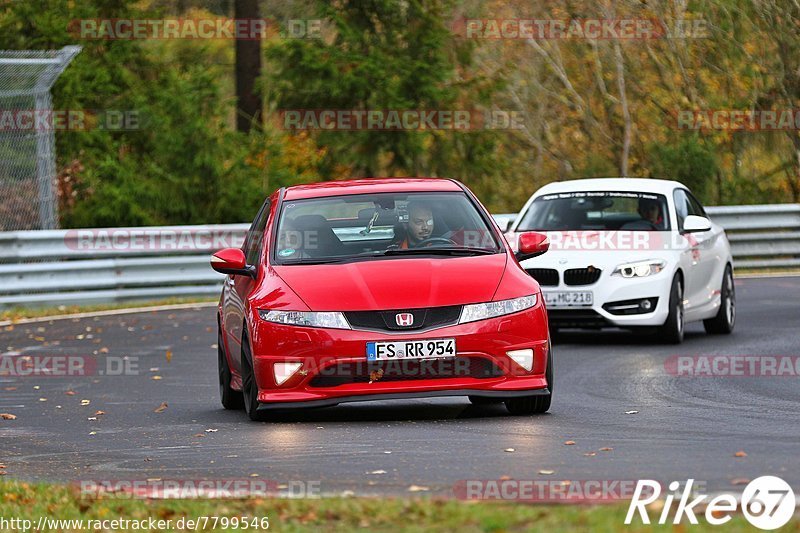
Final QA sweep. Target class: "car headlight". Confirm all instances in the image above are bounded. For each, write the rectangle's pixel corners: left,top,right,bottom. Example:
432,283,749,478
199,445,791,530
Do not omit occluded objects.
258,310,351,329
612,259,666,278
459,294,538,324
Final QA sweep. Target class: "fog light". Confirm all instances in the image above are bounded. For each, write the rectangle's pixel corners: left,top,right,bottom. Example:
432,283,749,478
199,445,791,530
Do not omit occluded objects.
640,299,652,311
507,349,534,371
274,362,303,385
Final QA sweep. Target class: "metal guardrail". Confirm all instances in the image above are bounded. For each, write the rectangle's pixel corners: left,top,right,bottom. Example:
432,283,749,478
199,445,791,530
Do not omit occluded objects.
0,207,797,308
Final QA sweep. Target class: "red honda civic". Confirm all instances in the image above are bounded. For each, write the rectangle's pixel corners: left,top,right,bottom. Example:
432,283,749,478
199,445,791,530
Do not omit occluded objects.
212,178,552,421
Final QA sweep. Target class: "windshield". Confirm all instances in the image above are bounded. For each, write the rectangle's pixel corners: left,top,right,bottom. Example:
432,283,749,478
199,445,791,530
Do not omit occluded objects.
517,191,671,232
273,191,501,264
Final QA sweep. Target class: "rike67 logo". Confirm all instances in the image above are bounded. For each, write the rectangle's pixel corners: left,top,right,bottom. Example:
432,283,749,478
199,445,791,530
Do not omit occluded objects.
626,477,796,530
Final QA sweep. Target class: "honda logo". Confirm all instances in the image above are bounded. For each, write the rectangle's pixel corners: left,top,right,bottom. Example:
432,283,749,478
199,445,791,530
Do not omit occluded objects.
395,313,414,327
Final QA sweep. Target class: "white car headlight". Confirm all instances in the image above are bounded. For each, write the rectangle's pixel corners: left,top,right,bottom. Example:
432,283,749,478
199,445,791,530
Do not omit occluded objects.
258,310,351,329
459,294,538,324
612,259,666,278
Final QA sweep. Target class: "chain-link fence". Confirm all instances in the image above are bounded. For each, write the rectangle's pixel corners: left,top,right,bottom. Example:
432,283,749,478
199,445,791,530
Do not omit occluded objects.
0,46,81,231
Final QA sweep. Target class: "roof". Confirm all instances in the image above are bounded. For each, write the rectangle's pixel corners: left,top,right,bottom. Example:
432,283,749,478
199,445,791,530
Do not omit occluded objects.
533,177,687,197
283,178,463,200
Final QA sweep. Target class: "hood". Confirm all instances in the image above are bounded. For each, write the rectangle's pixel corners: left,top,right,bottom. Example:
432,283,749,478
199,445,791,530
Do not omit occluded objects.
273,254,508,311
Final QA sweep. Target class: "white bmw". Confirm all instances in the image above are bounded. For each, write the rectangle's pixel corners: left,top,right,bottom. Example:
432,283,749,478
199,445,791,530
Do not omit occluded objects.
507,178,735,343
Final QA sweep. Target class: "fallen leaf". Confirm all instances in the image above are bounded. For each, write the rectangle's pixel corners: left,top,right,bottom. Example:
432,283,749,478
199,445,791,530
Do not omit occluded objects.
99,347,109,354
94,411,106,416
65,390,76,396
38,398,47,402
583,452,597,457
87,417,97,421
153,402,168,413
80,399,90,406
0,471,6,476
564,440,576,445
151,375,163,381
408,485,429,492
499,475,511,481
599,447,613,452
3,387,17,391
734,451,747,458
205,428,218,433
369,470,387,475
504,448,515,453
625,410,639,415
166,350,172,363
88,431,97,435
149,367,160,372
731,478,750,485
538,470,555,475
0,413,17,420
193,433,205,438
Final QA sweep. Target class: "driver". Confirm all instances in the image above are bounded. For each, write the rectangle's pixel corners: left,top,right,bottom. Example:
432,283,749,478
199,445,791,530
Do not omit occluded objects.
395,201,435,249
638,198,663,228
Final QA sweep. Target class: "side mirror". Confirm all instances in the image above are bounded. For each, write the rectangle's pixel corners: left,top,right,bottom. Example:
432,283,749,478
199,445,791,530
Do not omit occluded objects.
682,215,712,233
211,248,256,278
515,231,549,262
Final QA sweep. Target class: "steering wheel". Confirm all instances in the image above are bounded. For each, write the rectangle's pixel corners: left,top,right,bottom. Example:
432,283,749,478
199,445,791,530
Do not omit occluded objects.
418,236,458,247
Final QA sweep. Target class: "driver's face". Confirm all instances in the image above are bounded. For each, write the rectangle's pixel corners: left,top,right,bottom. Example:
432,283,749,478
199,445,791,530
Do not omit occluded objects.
408,207,434,242
640,204,659,223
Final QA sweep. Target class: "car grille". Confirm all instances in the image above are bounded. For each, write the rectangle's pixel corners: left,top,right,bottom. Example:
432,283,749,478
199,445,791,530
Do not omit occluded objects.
525,268,559,286
548,309,609,328
308,357,504,387
563,267,601,286
343,305,462,332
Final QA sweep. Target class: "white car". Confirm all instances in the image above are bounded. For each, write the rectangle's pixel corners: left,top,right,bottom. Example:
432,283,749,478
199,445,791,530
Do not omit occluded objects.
507,178,735,343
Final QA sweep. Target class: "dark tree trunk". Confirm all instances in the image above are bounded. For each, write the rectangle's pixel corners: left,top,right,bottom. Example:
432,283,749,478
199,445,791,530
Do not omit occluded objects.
235,0,262,133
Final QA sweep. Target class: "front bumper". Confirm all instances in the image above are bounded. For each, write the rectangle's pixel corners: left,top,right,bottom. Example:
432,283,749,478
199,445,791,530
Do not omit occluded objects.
540,269,673,328
248,304,550,407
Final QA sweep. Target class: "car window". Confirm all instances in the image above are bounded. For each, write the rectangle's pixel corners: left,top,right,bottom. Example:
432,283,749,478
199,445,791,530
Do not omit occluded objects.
685,190,707,217
673,189,691,231
517,191,671,231
274,192,501,264
244,200,271,265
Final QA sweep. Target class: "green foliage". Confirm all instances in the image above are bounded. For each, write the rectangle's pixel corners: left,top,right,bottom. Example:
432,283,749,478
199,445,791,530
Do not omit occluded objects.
648,136,718,202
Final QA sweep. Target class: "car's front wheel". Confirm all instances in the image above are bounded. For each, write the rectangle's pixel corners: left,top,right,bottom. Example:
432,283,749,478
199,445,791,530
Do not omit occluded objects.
703,265,735,334
218,327,244,410
658,274,684,344
241,332,268,422
504,345,553,415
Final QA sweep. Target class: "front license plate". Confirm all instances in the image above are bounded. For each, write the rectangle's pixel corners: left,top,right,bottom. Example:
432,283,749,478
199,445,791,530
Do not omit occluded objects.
366,338,456,361
544,291,594,307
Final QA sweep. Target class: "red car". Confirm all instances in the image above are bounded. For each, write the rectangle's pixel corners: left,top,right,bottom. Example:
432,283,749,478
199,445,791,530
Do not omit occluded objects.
212,178,552,421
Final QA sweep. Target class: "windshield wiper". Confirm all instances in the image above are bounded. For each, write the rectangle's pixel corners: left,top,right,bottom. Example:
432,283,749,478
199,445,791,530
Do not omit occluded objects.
380,247,497,256
280,257,348,265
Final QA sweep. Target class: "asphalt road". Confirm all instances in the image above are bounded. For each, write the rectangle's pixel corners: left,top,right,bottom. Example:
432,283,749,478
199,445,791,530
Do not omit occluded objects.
1,276,799,497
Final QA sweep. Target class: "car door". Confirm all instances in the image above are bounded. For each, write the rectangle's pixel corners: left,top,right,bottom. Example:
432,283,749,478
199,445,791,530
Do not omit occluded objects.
672,188,718,316
223,198,270,375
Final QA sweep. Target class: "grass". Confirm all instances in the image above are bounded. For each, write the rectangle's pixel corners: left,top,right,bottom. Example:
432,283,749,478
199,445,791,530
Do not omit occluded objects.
0,297,217,323
0,481,793,532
